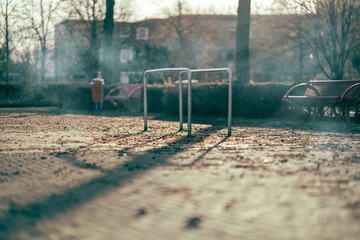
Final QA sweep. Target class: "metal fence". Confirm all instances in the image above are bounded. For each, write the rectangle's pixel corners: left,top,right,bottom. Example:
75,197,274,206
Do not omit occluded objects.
179,68,233,137
143,68,191,133
143,67,232,137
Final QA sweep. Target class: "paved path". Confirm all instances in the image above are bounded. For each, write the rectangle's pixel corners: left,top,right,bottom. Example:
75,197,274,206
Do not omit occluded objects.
0,108,360,240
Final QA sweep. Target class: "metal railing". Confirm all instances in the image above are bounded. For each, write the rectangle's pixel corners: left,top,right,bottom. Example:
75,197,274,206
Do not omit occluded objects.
179,68,233,137
143,68,191,133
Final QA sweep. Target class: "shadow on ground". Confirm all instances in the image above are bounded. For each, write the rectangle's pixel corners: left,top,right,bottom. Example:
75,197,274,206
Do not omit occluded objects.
0,124,226,240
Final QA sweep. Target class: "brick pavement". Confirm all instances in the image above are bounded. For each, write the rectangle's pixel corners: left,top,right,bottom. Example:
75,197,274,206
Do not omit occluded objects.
0,108,360,240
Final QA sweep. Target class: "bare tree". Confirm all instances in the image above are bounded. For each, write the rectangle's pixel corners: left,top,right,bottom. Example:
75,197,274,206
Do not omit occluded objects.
0,0,18,89
103,0,114,81
21,0,63,83
160,0,218,68
63,0,104,78
60,0,134,80
160,0,195,67
273,0,360,80
236,0,251,84
104,0,114,54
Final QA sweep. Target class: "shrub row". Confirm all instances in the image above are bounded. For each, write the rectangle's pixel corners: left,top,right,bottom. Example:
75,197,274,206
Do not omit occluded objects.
162,83,291,118
0,82,291,118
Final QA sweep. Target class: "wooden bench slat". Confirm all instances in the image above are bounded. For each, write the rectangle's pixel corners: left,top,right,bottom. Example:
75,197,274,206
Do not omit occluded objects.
282,79,360,122
286,96,339,99
305,80,360,98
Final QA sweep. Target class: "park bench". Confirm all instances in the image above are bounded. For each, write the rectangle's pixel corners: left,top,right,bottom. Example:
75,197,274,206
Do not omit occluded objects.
282,80,360,122
104,84,143,112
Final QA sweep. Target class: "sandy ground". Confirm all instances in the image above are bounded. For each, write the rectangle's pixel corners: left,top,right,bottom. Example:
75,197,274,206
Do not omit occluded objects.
0,107,360,240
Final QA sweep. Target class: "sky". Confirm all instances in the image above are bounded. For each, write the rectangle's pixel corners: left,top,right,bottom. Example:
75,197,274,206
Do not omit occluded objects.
133,0,275,21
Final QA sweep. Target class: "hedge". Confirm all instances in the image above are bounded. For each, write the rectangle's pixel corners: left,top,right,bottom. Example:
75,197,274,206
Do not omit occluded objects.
161,83,291,118
0,82,291,118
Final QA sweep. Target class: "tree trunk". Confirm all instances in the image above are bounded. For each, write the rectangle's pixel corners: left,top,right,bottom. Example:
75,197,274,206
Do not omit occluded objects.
5,13,10,99
90,16,99,78
236,0,251,84
40,43,46,83
103,0,115,82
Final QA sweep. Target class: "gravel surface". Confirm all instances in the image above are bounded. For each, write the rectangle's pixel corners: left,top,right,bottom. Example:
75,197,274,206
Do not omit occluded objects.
0,107,360,240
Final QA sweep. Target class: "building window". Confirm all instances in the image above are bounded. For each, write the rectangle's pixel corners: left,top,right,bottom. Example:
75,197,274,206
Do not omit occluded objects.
120,49,133,63
136,27,149,40
120,26,131,38
120,72,141,84
120,72,130,84
286,51,294,57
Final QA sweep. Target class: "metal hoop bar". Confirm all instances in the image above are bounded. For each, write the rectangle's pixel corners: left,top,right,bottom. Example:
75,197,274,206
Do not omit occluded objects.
143,68,191,133
179,68,233,136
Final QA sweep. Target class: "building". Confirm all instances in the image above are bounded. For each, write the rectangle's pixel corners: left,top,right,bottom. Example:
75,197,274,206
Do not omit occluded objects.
54,14,330,84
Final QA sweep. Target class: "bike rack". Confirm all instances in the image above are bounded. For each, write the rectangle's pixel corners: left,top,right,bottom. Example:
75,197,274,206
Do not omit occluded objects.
179,68,233,137
143,68,192,134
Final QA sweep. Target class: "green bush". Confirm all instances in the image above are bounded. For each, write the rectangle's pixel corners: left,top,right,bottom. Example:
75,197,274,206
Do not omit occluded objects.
147,85,165,112
0,82,44,107
1,81,291,118
162,83,290,118
232,84,290,118
0,83,23,100
43,83,93,110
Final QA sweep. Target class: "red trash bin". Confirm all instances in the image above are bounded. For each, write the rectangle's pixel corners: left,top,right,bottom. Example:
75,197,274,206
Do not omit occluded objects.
90,78,104,103
90,73,104,111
